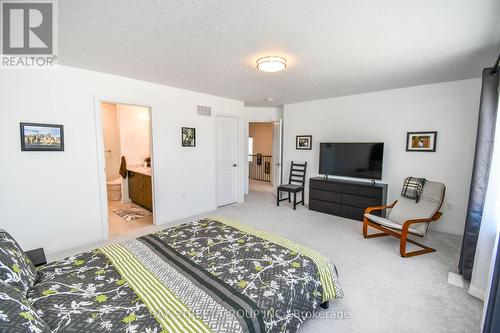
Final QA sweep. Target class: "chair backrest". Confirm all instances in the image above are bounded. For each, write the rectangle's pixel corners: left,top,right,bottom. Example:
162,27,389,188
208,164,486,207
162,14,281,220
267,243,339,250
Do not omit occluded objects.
288,161,307,186
388,180,446,235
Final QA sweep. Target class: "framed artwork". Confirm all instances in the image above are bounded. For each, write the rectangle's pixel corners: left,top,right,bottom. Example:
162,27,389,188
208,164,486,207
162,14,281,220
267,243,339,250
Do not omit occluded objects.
20,122,64,151
406,131,437,152
296,135,312,150
181,127,196,147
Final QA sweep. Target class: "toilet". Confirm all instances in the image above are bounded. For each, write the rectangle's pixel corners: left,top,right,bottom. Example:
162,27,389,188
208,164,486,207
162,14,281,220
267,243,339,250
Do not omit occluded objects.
107,178,122,201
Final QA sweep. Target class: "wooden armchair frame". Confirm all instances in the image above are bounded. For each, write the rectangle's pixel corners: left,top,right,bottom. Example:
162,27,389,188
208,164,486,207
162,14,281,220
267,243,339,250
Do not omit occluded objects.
363,200,444,258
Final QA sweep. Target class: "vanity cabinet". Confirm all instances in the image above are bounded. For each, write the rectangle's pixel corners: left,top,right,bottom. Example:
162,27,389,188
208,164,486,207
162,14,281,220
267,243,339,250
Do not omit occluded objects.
128,171,153,211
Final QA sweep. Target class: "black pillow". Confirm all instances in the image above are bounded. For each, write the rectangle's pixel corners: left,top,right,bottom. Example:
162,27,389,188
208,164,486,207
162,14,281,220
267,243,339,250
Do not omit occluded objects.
0,230,37,294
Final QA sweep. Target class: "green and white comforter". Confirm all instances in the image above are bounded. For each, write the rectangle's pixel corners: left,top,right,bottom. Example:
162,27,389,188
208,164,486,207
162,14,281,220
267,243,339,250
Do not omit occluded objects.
27,217,343,333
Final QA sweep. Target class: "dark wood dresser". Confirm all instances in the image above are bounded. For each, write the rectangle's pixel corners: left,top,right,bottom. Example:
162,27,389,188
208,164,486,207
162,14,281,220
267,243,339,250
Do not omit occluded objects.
128,170,153,211
309,177,388,221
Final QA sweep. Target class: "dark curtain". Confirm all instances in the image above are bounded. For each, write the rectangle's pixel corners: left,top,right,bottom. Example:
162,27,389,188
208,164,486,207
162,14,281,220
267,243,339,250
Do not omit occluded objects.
458,67,499,279
483,237,500,333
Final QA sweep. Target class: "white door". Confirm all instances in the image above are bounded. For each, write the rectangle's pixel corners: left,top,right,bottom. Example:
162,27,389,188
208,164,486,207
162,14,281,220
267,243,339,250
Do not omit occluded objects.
216,116,239,206
272,119,283,189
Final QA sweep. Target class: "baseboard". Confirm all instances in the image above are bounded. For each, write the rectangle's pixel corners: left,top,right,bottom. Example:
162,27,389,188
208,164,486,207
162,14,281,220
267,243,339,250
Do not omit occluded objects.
468,284,486,301
156,205,217,226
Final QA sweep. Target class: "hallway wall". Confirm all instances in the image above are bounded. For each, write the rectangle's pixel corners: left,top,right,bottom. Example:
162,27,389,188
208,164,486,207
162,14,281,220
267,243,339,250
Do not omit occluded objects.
249,122,273,155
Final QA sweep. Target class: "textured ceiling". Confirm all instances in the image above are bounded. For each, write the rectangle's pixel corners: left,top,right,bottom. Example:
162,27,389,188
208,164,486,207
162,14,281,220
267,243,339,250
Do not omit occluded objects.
59,0,500,106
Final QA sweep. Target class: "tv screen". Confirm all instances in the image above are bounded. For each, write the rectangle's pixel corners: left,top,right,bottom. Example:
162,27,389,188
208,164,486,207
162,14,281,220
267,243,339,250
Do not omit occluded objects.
319,142,384,180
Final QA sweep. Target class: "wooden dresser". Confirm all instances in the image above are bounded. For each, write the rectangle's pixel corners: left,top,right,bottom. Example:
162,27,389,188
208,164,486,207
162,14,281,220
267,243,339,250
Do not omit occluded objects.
309,177,387,221
128,170,152,211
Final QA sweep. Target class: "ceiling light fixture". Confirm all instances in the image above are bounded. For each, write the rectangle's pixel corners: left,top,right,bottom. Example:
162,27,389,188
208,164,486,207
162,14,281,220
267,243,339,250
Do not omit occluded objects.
256,56,287,72
265,97,274,101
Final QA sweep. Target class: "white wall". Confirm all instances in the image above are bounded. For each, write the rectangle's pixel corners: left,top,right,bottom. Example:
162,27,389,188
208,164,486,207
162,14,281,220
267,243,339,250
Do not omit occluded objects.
0,65,245,254
283,78,481,235
117,104,151,167
245,106,283,123
470,110,500,301
101,103,121,181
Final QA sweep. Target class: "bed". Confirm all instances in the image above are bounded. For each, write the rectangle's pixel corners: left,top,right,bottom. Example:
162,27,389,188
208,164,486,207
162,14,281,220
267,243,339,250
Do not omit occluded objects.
1,217,343,333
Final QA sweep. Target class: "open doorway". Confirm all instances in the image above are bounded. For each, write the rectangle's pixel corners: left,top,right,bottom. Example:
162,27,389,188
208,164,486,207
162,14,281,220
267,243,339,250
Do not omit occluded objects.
248,122,282,193
100,102,154,237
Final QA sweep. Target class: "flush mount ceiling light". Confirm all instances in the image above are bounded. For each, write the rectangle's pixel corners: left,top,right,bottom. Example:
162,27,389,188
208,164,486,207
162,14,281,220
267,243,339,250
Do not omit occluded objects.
265,97,274,101
256,56,287,72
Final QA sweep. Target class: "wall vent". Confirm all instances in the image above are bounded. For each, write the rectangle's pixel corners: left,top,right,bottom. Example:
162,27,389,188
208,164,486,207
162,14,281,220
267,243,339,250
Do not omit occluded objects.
197,105,212,116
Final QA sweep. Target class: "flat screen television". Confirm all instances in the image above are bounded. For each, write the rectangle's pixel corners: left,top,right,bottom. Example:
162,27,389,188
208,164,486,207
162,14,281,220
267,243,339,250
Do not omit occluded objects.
319,142,384,180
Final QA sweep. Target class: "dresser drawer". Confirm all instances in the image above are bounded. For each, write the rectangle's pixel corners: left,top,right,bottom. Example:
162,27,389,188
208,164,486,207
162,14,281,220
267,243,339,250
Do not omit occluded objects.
310,189,341,203
342,184,383,199
309,199,341,215
310,179,342,192
340,205,365,221
342,193,381,209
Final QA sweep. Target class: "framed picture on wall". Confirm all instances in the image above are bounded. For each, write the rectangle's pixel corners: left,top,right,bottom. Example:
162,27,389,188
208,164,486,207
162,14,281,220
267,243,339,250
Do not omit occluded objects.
20,122,64,151
296,135,312,150
181,127,196,147
406,131,437,152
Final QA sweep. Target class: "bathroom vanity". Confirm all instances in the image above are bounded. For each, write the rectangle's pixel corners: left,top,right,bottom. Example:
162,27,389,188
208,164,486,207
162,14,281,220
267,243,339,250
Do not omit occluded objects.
128,167,152,211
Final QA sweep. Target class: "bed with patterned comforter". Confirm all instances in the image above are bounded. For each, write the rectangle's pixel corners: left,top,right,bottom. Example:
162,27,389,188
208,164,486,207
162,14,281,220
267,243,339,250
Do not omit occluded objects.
21,217,343,333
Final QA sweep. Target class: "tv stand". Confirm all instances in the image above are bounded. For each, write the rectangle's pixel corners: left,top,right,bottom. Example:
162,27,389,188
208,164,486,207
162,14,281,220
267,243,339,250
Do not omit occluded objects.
309,177,388,221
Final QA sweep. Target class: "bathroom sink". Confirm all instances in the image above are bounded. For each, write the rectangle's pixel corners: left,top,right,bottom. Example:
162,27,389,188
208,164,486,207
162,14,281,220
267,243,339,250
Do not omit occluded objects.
127,166,152,176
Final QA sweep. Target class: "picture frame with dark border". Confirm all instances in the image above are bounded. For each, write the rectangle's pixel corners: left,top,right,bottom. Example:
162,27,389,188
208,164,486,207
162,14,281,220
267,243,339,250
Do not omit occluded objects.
406,131,437,152
20,122,64,151
181,127,196,147
296,135,312,150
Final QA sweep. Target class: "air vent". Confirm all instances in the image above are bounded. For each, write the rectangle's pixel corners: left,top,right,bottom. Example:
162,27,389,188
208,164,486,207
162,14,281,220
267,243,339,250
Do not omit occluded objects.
197,105,212,116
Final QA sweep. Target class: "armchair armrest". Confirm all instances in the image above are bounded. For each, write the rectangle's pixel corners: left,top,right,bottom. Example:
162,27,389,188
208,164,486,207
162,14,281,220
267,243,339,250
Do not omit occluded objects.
403,211,443,225
401,211,443,236
364,200,397,214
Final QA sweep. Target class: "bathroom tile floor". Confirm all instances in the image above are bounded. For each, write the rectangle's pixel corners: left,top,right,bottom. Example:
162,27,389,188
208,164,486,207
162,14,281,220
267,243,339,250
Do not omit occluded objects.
108,200,153,237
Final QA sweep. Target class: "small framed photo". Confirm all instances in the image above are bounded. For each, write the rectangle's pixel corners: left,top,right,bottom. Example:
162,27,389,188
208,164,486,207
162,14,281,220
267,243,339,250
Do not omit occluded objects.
20,122,64,151
296,135,312,150
406,131,437,152
181,127,196,147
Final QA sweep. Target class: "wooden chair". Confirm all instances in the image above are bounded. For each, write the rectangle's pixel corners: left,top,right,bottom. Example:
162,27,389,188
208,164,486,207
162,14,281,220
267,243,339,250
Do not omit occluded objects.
363,180,446,257
277,161,307,210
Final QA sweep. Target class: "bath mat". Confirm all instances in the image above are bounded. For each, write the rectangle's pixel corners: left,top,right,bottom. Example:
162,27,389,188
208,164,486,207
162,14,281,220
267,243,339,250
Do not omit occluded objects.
113,204,152,222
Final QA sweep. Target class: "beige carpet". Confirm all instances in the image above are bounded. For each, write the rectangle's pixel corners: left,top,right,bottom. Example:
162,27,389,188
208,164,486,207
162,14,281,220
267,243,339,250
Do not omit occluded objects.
49,181,483,333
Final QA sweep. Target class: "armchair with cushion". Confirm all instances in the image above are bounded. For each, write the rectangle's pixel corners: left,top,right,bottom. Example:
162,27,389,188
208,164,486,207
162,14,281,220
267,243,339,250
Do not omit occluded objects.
363,180,446,257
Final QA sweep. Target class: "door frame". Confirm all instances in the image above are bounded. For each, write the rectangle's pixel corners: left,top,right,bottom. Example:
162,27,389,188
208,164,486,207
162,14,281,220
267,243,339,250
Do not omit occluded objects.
245,120,283,194
93,95,157,241
214,114,241,206
272,119,283,188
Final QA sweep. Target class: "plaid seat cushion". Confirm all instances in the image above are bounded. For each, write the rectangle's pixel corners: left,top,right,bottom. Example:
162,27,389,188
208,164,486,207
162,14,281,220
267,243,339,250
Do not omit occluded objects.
401,177,426,202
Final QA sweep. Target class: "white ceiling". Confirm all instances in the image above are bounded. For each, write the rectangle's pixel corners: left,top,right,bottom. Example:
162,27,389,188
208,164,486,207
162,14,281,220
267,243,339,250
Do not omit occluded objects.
59,0,500,106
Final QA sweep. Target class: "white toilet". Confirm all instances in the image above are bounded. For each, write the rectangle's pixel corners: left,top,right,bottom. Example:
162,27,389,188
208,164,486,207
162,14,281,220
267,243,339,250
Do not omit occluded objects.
107,178,122,201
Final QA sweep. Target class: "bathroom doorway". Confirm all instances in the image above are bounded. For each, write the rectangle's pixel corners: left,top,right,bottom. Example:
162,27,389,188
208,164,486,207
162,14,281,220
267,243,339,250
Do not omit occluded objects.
99,102,155,238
